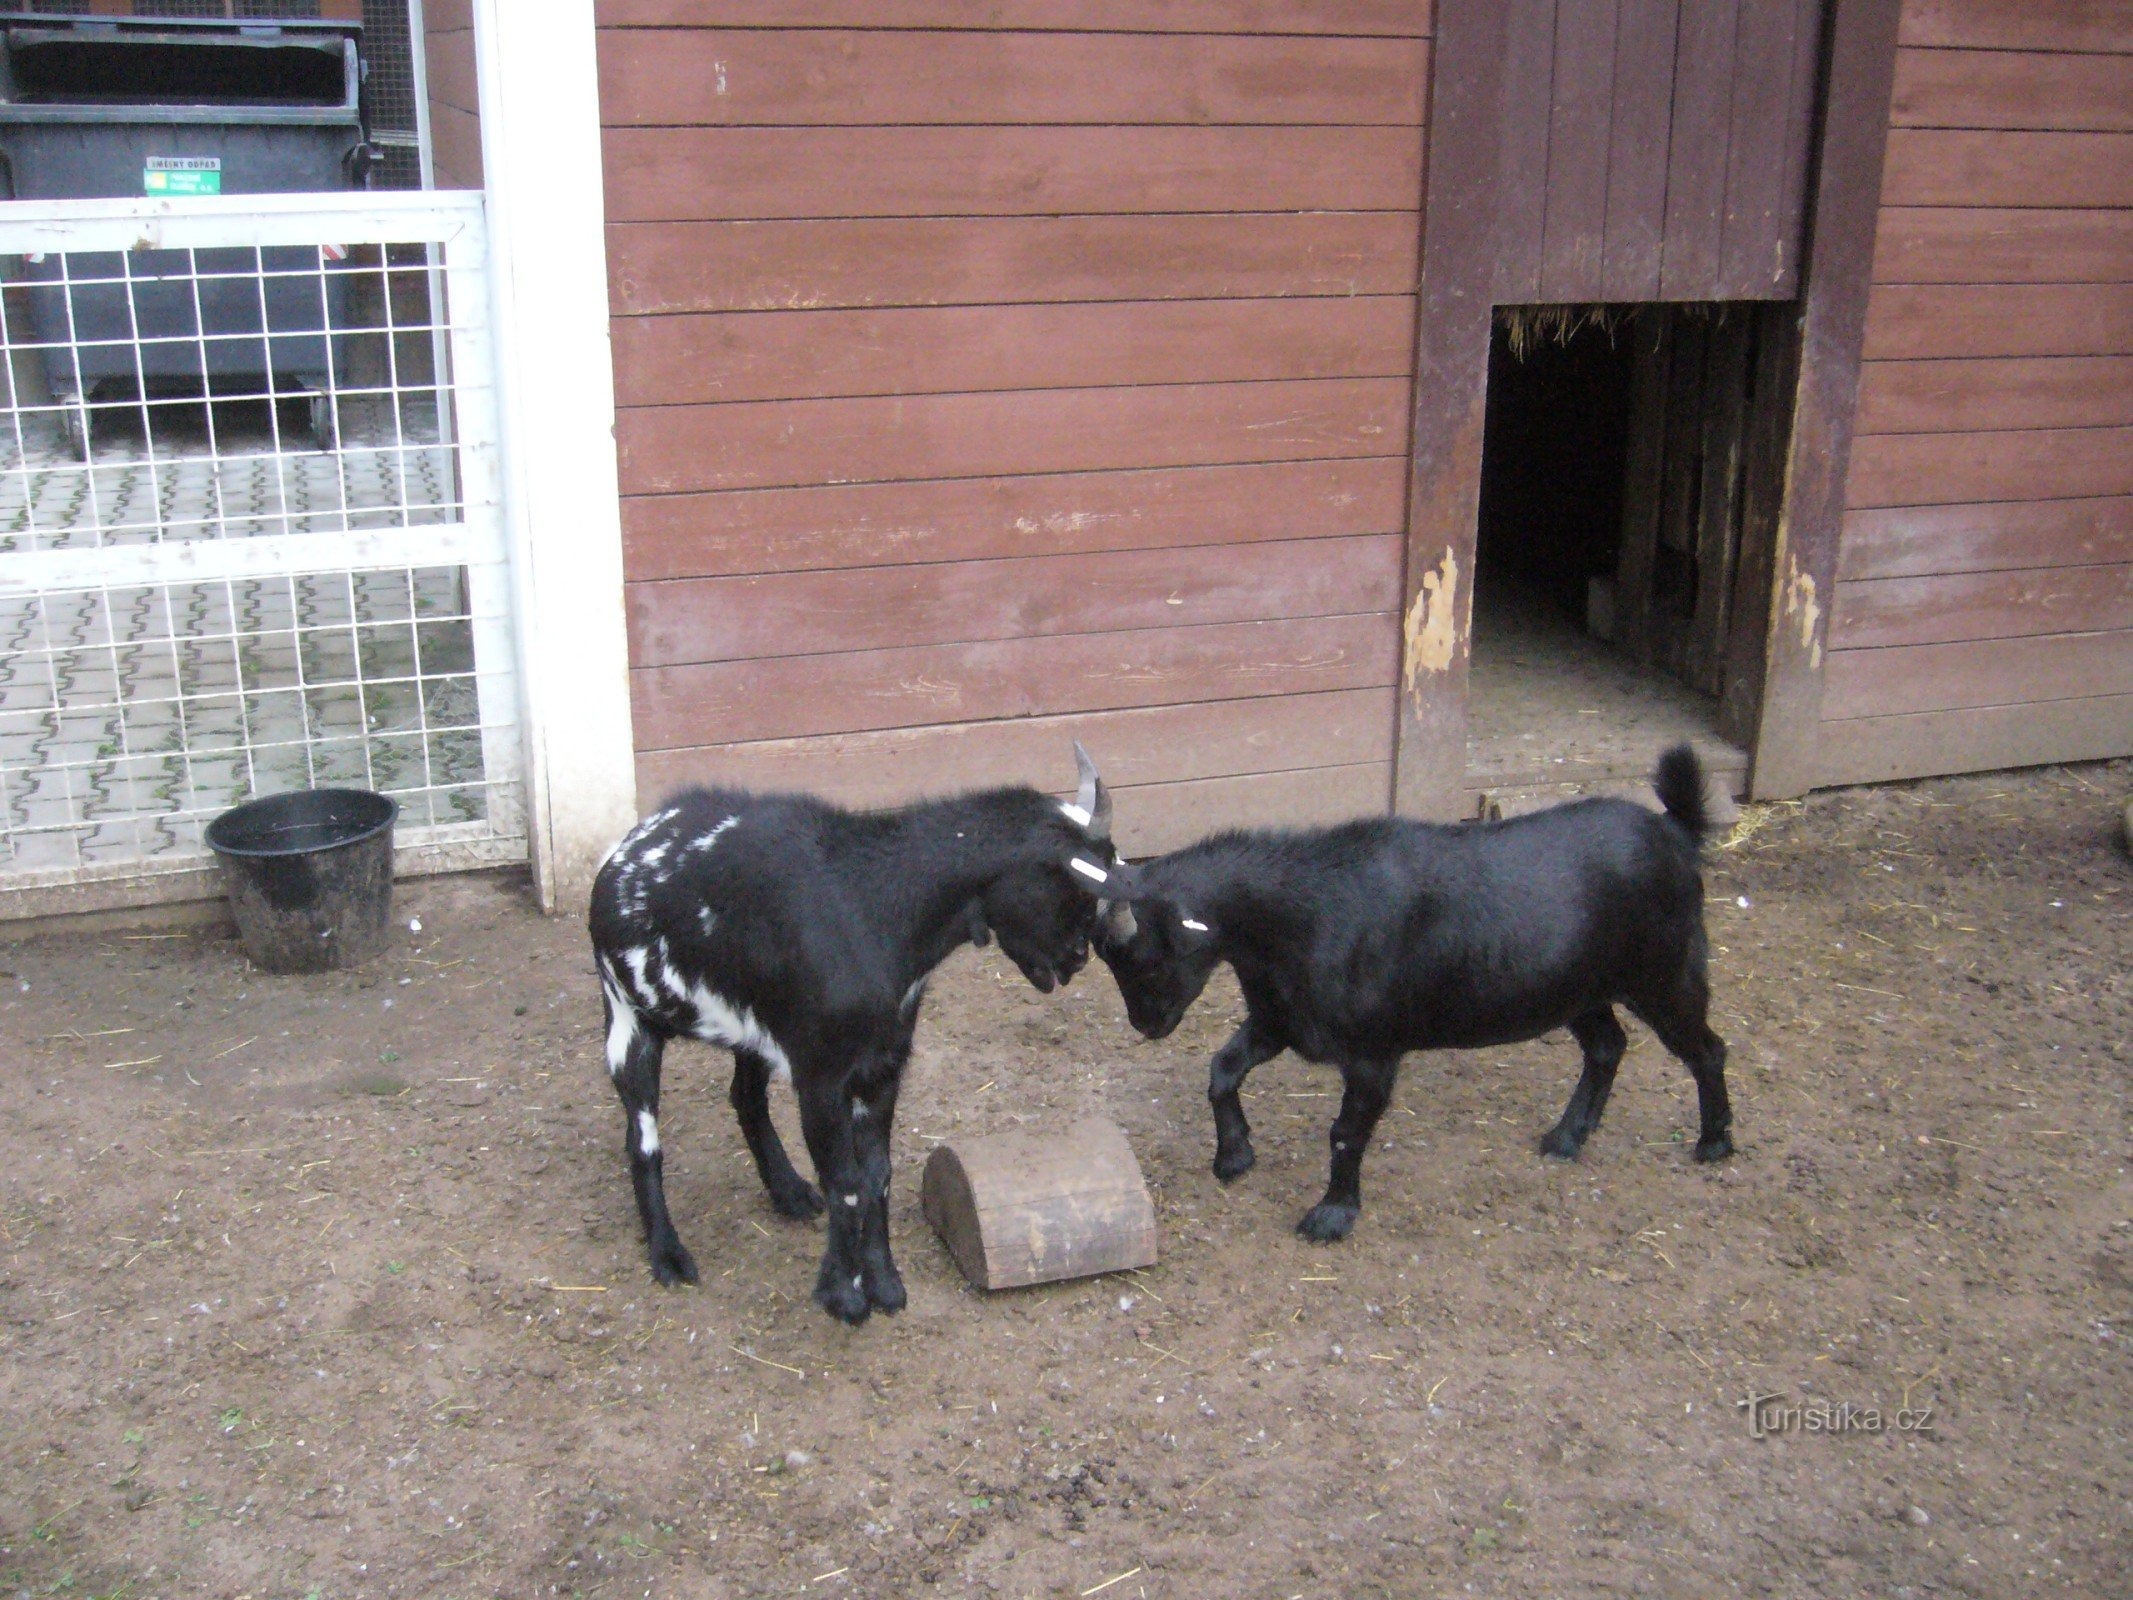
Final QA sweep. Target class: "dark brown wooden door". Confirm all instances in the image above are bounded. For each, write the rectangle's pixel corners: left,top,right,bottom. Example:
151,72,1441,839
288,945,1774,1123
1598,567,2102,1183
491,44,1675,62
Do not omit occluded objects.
1491,0,1826,304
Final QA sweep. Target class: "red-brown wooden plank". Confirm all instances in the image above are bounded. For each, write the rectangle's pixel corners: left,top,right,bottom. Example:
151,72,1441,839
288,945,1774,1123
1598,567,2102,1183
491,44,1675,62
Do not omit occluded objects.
596,1,1435,34
633,687,1395,807
1847,425,2133,507
620,458,1410,582
1538,0,1618,300
1881,129,2133,208
602,126,1425,223
1872,206,2133,283
597,30,1429,127
1599,0,1682,299
1658,0,1741,298
1899,0,2133,54
609,296,1417,408
630,613,1402,748
1105,763,1390,853
1493,0,1558,304
1839,495,2133,580
1715,0,1809,298
640,750,1389,856
1855,354,2133,433
1831,562,2133,647
1863,283,2133,358
1823,627,2133,718
606,212,1423,315
616,377,1412,495
1815,693,2133,788
1892,46,2133,131
627,534,1403,666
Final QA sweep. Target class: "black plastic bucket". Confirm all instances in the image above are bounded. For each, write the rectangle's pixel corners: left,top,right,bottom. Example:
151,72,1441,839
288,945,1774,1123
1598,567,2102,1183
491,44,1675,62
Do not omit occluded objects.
204,788,398,974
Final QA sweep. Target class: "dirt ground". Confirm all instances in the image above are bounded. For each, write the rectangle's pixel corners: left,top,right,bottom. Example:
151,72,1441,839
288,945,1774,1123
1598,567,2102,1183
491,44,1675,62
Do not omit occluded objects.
2,763,2130,1600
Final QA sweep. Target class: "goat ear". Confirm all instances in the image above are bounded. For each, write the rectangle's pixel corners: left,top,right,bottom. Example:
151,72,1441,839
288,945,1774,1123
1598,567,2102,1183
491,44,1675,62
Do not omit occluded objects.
1070,740,1113,843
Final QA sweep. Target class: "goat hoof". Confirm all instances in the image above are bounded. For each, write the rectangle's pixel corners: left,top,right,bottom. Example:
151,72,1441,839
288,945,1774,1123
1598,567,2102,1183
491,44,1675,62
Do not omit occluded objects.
1297,1202,1358,1243
1694,1132,1735,1163
649,1238,699,1286
1212,1144,1256,1184
771,1180,825,1220
864,1266,907,1314
1537,1126,1584,1161
814,1277,872,1326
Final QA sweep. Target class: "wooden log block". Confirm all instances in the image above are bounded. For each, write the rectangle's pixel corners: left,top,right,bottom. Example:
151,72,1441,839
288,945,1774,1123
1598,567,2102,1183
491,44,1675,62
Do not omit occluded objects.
920,1117,1158,1291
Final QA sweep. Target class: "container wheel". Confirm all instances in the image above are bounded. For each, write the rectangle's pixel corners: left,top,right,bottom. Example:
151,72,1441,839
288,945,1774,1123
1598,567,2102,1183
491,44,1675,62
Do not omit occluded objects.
308,391,336,452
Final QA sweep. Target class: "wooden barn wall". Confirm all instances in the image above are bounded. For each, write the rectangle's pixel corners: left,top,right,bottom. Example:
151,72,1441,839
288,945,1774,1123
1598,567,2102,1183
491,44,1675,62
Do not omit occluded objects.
594,2,1431,850
1822,0,2133,785
423,0,482,189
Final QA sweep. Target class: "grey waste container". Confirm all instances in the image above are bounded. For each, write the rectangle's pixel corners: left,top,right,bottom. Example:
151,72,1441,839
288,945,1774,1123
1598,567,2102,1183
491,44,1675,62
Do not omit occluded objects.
0,17,375,454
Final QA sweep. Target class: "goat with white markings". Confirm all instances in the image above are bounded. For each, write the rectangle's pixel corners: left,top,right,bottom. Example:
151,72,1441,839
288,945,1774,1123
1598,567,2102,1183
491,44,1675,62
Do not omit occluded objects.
1093,745,1734,1242
588,747,1122,1323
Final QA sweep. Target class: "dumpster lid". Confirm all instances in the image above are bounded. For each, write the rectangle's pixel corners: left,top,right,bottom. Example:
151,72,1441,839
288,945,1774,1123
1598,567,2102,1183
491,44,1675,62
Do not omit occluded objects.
0,18,361,127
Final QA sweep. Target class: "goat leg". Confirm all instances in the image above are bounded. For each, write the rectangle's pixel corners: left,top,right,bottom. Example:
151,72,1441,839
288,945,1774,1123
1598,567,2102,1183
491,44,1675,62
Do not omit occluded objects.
728,1048,824,1219
604,994,697,1285
1630,992,1736,1163
1298,1057,1397,1243
1208,1016,1284,1183
1540,1006,1628,1160
797,1072,873,1325
850,1065,908,1314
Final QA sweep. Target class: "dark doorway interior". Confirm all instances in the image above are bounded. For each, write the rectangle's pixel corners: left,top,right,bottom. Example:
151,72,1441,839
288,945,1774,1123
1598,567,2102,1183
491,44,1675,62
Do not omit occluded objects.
1469,303,1798,807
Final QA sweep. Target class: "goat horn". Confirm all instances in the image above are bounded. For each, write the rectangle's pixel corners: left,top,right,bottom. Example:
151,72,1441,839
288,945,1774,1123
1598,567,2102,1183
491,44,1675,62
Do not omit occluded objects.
1071,739,1112,842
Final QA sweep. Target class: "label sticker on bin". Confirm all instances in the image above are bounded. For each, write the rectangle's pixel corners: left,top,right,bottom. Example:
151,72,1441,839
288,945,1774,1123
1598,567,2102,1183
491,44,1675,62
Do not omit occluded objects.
144,157,221,196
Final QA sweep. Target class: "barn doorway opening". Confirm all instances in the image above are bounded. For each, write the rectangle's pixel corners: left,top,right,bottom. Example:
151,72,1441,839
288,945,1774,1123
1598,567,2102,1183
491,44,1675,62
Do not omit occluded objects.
1468,302,1798,811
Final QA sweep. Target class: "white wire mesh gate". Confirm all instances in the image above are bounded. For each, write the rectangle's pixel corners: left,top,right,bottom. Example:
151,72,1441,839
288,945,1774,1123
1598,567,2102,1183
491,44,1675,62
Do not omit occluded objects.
0,191,522,914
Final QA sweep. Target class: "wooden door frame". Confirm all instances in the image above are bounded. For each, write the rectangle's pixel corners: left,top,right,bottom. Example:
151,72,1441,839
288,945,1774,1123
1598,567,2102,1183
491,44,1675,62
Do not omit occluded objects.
1391,0,1904,815
1745,0,1903,798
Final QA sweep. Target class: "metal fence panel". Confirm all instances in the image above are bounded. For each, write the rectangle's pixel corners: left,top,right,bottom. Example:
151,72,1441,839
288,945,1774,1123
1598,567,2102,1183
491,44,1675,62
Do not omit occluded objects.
0,190,521,911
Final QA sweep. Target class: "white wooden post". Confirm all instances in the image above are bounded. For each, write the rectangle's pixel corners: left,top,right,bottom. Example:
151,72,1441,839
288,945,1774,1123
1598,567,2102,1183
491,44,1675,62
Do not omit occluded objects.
469,0,637,911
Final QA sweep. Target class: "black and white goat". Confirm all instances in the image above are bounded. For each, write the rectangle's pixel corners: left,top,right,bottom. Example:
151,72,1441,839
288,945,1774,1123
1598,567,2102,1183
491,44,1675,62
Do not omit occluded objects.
588,747,1122,1323
1094,744,1734,1243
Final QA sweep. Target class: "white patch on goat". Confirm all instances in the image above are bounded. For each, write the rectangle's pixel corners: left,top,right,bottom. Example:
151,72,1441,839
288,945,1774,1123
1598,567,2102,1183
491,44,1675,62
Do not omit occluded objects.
1056,802,1092,829
843,1193,859,1207
637,1109,661,1157
1181,917,1210,933
1068,857,1109,885
638,840,672,875
697,905,717,936
602,982,638,1077
655,946,694,1006
692,817,738,852
614,806,679,857
900,978,927,1017
617,945,658,1010
682,978,794,1085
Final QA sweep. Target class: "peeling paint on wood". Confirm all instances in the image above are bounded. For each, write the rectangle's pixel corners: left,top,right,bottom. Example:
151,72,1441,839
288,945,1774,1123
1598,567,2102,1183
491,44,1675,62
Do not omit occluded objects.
1780,551,1823,670
1401,544,1461,699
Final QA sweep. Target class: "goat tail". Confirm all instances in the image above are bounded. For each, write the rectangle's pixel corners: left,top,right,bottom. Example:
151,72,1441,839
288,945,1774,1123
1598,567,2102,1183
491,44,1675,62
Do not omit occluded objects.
1653,743,1710,842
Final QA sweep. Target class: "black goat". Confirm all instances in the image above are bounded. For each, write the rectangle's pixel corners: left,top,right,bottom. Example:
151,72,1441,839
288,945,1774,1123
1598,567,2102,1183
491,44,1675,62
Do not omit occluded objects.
588,747,1122,1323
1095,745,1733,1242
